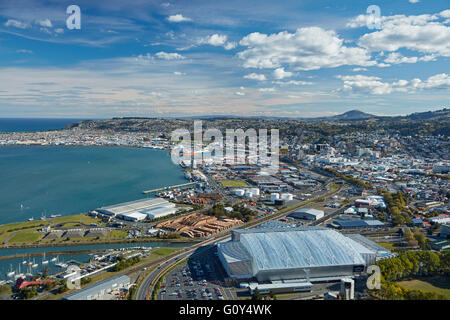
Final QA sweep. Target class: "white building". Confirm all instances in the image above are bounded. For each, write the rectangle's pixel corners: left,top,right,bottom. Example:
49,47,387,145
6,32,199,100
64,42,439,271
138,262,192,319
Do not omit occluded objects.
288,208,324,220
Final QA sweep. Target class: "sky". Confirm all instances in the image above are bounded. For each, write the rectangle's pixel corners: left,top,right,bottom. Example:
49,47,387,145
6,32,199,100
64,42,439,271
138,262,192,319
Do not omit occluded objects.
0,0,449,118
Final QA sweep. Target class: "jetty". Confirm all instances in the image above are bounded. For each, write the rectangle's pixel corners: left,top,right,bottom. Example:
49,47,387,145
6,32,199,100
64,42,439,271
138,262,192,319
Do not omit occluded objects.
142,182,197,194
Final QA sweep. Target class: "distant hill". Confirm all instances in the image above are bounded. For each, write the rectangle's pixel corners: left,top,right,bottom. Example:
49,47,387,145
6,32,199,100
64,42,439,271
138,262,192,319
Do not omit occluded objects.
323,110,376,121
403,108,450,121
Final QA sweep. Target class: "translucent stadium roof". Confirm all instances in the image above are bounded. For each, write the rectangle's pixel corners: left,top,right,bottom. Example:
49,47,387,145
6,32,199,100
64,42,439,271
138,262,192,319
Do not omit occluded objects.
233,227,368,272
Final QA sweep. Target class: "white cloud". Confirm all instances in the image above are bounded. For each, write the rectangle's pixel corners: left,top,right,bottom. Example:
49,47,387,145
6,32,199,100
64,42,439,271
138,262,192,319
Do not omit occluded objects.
167,14,192,23
224,42,237,50
384,52,418,64
134,53,153,65
155,51,185,60
238,27,375,71
441,10,450,18
338,73,450,95
173,71,186,76
352,67,367,72
273,80,313,86
36,19,52,28
273,67,292,80
4,19,28,29
16,49,33,54
353,13,450,57
384,52,437,64
55,28,64,34
202,34,227,46
198,34,237,50
235,91,245,96
259,88,276,92
409,0,419,3
244,73,266,81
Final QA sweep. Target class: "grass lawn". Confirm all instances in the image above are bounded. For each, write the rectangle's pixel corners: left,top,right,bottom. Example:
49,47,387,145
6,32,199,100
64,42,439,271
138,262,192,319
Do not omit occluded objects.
397,277,450,299
219,179,249,187
52,214,100,225
376,242,397,249
7,229,44,243
0,232,12,244
106,230,128,239
61,222,82,228
151,247,180,257
0,220,48,233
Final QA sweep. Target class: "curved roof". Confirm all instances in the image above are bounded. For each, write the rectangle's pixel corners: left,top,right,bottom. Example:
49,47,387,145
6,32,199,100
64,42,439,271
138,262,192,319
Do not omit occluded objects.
234,227,367,272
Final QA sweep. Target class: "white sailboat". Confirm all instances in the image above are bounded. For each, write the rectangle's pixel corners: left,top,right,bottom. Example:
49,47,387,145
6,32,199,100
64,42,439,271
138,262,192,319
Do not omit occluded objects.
42,252,48,265
32,259,38,268
7,265,15,278
55,256,68,268
51,255,58,263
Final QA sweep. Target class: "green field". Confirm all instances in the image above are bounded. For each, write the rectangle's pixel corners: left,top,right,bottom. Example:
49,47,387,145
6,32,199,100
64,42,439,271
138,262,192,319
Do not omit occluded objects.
106,230,128,239
52,214,101,225
151,247,180,257
0,231,12,244
219,179,249,187
397,277,450,299
376,242,397,249
7,229,44,243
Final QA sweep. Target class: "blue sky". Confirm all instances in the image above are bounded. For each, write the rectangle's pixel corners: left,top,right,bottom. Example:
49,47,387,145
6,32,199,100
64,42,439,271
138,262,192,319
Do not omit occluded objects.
0,0,449,118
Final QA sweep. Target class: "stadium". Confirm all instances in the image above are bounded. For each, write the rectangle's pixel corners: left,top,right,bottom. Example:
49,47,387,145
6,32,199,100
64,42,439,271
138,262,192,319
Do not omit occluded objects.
217,224,391,283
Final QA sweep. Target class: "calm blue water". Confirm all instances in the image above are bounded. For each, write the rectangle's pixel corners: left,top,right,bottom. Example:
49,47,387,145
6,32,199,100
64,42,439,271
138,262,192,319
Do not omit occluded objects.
0,145,186,225
0,118,88,132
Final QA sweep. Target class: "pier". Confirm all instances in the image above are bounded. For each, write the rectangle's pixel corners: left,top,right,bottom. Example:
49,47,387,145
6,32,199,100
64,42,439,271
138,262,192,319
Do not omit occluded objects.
142,182,198,194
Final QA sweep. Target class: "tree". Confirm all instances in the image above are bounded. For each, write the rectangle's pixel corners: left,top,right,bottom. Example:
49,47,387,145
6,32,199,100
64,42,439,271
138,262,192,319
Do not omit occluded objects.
251,288,262,300
0,285,12,296
58,280,69,294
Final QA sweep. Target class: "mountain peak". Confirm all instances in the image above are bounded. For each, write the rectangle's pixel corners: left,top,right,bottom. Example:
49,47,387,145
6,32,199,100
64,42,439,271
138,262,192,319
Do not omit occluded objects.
332,109,374,120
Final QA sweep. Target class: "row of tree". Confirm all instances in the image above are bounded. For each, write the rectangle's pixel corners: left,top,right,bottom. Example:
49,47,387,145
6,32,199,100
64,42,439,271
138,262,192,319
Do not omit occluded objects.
375,250,449,282
372,250,450,300
206,203,257,222
114,255,140,272
378,190,413,226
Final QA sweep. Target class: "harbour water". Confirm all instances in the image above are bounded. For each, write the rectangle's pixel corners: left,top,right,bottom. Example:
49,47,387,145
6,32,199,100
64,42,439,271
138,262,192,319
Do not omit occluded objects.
0,145,186,225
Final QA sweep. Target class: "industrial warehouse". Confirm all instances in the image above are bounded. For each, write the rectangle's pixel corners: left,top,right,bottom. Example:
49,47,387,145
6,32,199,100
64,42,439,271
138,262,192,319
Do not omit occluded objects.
63,275,131,300
217,224,393,287
288,208,324,220
96,198,177,221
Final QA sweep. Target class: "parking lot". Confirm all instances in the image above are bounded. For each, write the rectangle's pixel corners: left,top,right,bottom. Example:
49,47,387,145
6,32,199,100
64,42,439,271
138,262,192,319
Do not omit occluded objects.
158,245,236,300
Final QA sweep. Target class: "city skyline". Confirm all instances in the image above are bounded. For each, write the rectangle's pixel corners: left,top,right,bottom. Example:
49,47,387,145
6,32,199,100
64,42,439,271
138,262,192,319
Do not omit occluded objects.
0,0,449,118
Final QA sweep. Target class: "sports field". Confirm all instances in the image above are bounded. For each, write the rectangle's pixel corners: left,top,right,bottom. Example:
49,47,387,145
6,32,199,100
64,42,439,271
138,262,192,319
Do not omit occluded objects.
397,277,450,299
219,179,249,187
